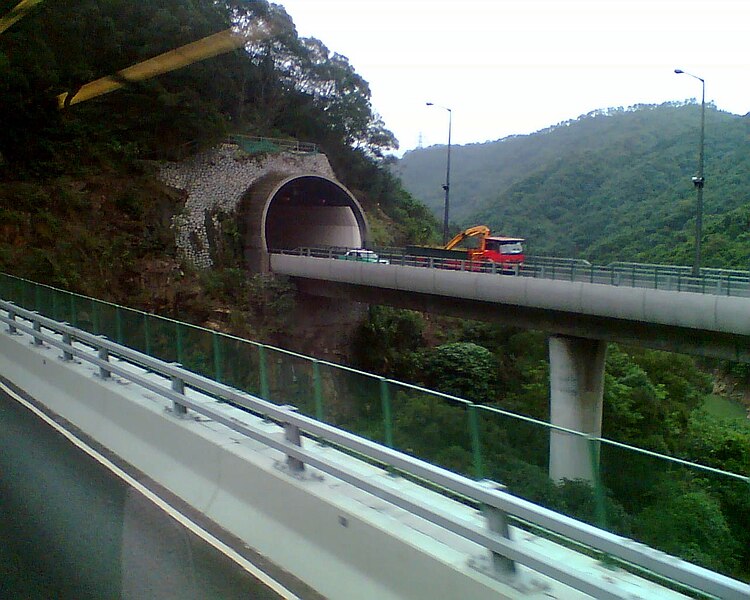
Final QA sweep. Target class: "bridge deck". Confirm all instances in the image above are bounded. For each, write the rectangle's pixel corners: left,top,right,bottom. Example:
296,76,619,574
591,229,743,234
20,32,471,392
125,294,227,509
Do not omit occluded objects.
270,252,750,361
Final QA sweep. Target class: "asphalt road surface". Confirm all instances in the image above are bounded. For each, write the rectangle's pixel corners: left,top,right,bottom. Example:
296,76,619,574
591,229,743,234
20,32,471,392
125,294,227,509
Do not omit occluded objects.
0,382,319,600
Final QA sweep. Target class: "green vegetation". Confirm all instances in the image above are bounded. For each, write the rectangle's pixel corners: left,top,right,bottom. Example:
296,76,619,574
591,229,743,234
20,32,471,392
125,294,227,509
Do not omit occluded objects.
393,105,750,582
397,103,750,267
2,0,749,585
351,311,750,579
703,395,749,421
0,0,437,300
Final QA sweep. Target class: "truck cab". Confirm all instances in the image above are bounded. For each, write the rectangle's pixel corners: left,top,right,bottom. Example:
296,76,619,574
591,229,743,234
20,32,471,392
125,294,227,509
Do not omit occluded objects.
481,236,525,264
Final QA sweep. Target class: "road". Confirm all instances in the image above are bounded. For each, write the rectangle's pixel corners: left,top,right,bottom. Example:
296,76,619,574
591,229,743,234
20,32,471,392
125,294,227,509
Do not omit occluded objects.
0,382,319,600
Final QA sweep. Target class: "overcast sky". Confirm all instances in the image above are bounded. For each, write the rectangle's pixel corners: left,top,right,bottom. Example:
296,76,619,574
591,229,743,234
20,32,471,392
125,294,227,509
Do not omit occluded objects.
278,0,749,155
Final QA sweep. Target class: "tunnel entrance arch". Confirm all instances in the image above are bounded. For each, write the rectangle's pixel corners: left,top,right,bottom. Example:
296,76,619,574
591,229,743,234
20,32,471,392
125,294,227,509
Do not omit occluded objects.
238,172,369,272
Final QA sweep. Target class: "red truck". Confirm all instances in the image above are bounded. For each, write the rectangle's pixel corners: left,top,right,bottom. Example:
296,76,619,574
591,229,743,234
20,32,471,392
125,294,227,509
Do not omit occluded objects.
406,226,525,273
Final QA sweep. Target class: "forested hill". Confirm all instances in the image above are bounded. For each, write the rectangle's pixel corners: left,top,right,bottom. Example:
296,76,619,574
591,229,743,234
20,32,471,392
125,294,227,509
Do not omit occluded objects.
0,0,436,297
396,104,750,267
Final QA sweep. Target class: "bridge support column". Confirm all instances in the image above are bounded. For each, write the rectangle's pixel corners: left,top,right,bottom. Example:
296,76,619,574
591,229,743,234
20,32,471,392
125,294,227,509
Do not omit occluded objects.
548,336,606,482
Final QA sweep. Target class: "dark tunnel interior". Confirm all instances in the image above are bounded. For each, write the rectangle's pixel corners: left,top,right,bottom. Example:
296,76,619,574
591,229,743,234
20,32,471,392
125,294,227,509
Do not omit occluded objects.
264,176,366,250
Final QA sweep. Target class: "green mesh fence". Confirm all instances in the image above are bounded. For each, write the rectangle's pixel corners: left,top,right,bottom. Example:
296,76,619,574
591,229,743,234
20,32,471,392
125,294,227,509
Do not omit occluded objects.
598,439,750,577
2,272,748,582
316,362,382,439
388,381,475,478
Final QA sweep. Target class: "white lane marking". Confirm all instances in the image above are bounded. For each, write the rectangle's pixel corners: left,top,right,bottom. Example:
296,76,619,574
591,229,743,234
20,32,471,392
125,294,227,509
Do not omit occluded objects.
0,380,302,600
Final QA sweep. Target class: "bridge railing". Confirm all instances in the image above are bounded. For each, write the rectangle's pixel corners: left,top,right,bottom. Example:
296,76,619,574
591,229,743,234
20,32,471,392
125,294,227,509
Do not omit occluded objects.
229,134,319,155
1,272,749,595
276,247,750,297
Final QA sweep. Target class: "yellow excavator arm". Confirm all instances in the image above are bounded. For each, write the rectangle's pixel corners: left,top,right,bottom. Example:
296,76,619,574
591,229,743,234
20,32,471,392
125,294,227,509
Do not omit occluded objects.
57,20,276,108
0,0,45,35
444,225,491,250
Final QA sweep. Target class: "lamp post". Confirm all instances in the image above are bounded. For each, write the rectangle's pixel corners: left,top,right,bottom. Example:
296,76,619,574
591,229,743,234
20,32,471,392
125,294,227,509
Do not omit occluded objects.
426,102,452,244
674,69,705,276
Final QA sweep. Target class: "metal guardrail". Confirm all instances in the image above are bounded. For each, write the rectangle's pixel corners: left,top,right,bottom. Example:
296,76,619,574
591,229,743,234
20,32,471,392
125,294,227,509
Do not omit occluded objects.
230,135,319,155
525,255,593,269
2,300,748,600
276,247,750,298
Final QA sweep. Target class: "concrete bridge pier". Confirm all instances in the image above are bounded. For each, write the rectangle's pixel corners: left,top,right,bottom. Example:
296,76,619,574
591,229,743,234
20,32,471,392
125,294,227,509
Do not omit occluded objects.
548,335,607,482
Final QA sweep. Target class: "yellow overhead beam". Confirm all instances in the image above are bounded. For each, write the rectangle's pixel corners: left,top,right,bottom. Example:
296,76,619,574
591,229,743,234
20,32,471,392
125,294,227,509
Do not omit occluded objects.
0,0,45,34
58,23,271,108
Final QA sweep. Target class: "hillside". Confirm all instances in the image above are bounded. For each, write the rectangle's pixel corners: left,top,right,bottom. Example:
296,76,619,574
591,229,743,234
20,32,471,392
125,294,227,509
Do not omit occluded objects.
396,103,750,266
0,0,437,296
2,1,750,581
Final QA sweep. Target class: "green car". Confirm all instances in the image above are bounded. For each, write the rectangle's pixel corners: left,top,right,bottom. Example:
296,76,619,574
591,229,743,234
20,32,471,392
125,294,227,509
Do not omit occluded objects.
336,249,389,264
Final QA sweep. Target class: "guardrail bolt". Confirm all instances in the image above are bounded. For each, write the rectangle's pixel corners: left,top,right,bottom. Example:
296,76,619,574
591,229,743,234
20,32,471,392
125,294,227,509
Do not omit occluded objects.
479,480,516,578
171,370,187,416
281,405,305,473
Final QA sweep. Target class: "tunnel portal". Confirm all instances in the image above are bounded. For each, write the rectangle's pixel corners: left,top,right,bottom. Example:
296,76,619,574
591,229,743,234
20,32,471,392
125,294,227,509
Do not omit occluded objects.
265,176,367,251
239,173,369,272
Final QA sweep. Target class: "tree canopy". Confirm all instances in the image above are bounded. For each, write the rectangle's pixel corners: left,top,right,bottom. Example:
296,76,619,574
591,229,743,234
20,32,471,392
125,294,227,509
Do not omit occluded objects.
396,103,750,267
0,0,398,172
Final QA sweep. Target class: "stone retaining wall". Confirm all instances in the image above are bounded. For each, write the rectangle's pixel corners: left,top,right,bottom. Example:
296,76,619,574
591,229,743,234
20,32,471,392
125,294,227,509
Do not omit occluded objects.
159,144,335,269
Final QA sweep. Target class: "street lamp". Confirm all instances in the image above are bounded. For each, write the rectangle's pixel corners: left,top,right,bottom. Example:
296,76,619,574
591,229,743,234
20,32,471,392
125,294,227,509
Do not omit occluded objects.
674,69,706,276
426,102,452,244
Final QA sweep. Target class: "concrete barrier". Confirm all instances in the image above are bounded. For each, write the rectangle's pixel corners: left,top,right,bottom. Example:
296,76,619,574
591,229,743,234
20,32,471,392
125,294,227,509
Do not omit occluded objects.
0,328,546,600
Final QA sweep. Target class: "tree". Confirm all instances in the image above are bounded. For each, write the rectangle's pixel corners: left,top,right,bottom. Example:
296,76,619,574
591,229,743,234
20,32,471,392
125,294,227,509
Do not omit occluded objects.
419,342,496,403
353,306,424,378
634,476,741,575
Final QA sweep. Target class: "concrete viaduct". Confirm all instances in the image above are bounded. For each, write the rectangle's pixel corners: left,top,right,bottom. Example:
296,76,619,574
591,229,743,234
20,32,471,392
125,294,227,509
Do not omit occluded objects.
162,143,750,482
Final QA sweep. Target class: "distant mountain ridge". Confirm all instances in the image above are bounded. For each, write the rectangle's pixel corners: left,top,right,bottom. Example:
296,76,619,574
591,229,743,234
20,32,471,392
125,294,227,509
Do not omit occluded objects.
395,103,750,267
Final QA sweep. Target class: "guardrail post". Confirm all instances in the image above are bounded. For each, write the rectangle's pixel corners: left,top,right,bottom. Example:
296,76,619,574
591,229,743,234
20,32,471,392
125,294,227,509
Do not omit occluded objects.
468,404,484,480
281,405,305,473
212,331,223,383
479,481,516,578
32,315,43,346
587,436,607,529
259,345,270,400
171,369,187,416
380,378,394,449
97,339,112,379
312,360,324,422
115,306,124,344
7,309,17,334
70,295,77,327
143,313,152,355
92,301,100,334
175,322,184,365
61,328,74,361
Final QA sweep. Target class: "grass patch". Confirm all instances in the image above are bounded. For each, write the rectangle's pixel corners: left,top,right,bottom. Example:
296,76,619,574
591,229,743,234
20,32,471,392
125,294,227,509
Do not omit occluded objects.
702,395,749,424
